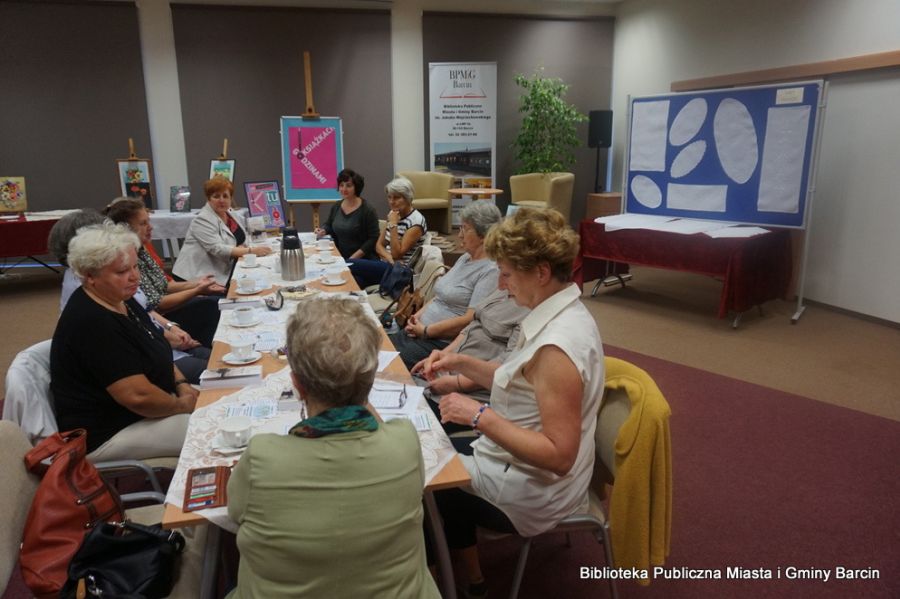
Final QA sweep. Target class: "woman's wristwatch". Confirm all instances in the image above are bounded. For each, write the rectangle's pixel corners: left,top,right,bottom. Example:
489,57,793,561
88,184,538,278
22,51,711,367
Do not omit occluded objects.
164,321,180,331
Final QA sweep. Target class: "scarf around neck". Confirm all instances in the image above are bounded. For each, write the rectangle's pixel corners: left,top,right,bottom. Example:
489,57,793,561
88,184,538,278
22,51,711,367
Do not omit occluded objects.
289,405,378,439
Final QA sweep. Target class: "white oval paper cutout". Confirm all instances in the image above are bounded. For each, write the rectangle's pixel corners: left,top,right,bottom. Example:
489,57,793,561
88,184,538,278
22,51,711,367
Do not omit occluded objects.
631,175,662,209
670,140,707,178
669,98,707,146
714,98,758,184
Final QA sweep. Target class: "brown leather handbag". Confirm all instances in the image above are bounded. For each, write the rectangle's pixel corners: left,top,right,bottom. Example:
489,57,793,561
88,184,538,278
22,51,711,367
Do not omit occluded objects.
20,429,124,599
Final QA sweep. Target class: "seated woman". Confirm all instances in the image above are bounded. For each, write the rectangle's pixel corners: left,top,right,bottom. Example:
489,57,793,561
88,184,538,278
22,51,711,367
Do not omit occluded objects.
348,177,426,288
314,168,380,260
49,209,211,383
106,198,222,347
227,297,439,598
173,176,272,286
413,288,529,404
424,208,604,596
50,222,198,461
389,201,502,369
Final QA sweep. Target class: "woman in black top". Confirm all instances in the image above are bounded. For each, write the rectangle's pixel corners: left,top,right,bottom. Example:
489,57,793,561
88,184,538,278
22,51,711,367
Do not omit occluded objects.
315,169,380,260
50,222,198,460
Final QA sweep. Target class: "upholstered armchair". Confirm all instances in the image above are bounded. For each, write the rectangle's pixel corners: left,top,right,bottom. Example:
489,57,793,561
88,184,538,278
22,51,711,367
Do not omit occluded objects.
509,172,575,223
397,170,454,234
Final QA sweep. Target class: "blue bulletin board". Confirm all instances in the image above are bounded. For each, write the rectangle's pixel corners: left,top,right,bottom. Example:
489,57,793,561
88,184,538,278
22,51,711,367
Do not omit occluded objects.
625,81,823,228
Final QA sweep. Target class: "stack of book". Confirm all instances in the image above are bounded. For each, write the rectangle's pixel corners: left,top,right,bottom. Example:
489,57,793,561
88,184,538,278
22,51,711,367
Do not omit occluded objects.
199,365,263,389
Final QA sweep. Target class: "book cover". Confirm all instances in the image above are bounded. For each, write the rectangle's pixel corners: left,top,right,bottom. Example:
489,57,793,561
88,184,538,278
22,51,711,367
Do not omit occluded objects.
199,365,263,389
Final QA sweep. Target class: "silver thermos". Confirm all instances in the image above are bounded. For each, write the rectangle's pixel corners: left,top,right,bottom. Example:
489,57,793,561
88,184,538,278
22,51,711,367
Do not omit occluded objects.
280,228,305,281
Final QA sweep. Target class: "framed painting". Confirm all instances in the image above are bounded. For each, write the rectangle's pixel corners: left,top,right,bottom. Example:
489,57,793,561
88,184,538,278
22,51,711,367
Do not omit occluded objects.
170,186,192,213
0,177,27,213
279,116,343,202
209,159,236,181
244,180,286,229
116,159,153,209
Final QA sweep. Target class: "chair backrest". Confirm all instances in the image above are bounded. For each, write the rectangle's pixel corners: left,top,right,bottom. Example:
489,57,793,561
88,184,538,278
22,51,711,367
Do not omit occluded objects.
397,170,453,200
0,421,40,594
2,340,58,445
595,386,632,479
417,259,447,304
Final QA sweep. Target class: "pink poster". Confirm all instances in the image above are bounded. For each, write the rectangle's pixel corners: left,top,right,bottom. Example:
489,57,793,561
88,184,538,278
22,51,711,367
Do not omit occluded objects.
289,126,337,190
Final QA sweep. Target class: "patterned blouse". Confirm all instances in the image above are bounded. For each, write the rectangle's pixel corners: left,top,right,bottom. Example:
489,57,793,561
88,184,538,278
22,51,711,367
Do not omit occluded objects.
137,247,169,310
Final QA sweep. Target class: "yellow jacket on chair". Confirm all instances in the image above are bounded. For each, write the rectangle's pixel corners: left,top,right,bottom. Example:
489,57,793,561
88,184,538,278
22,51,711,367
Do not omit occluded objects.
604,356,673,583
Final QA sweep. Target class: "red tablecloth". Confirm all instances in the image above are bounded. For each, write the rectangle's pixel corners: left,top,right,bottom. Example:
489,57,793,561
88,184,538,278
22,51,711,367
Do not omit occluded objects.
574,220,792,318
0,217,58,259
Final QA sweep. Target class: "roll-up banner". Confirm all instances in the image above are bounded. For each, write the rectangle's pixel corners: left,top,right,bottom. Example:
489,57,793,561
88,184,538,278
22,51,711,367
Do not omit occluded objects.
428,62,497,224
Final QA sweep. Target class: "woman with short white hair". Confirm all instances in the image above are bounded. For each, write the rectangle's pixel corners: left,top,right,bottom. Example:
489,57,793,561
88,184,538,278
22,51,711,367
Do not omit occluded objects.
227,297,439,598
348,176,427,288
51,222,197,460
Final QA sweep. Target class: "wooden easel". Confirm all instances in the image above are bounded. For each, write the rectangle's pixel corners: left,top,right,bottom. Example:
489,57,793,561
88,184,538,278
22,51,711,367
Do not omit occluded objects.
289,51,326,230
218,139,229,160
127,138,137,160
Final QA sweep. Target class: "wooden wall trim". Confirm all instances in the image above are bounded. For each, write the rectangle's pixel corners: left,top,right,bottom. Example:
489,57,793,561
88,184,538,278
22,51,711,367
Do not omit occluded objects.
671,49,900,92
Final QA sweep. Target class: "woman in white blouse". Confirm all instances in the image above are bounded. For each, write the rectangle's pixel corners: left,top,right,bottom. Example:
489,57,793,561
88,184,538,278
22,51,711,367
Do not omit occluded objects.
173,176,273,285
422,207,604,597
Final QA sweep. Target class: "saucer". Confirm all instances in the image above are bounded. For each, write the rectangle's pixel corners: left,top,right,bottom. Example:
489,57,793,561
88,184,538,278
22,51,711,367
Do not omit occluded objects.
241,262,261,269
236,284,263,295
315,255,336,264
230,316,262,328
322,277,346,286
211,433,247,456
222,350,262,365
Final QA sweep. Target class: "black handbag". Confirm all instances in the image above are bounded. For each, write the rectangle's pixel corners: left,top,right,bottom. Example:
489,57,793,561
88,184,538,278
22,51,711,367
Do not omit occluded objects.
378,262,413,300
61,520,186,599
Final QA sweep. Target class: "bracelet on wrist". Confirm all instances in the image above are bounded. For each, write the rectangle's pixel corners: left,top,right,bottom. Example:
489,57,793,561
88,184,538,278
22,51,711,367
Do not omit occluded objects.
456,374,462,392
164,321,180,331
471,404,490,434
174,378,190,387
423,325,429,339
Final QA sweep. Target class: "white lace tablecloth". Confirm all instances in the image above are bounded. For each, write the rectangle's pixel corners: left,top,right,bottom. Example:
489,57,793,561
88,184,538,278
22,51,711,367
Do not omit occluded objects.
164,368,457,532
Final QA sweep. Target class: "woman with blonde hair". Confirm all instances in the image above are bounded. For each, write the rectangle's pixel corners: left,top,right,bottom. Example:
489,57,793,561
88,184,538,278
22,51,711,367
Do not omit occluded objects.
423,208,604,596
227,297,439,598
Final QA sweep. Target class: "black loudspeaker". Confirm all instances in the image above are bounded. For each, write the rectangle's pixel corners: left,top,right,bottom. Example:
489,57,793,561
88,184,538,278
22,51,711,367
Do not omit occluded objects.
588,110,613,149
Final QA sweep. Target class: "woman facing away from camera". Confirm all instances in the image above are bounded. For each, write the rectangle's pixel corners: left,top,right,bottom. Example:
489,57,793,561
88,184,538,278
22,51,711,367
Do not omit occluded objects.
226,297,439,599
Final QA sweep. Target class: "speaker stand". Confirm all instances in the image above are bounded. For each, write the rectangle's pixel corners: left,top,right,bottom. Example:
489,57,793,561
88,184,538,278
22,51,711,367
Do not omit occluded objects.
593,146,604,193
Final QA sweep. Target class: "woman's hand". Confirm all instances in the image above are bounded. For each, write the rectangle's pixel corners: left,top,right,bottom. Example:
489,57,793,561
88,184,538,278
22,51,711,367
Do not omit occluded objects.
164,326,200,351
250,246,273,257
314,227,326,238
427,374,461,395
438,392,483,427
404,314,424,338
415,348,455,381
192,275,219,294
387,210,400,226
175,381,199,409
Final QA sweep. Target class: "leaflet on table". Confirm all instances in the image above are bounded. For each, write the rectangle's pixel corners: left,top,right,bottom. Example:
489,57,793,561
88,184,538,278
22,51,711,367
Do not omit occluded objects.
225,399,279,419
253,331,282,352
595,213,677,231
384,412,431,432
218,297,265,310
377,351,400,372
369,379,422,417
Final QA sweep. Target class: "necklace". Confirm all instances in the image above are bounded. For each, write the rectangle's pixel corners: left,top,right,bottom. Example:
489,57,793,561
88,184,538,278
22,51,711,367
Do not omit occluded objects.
125,303,161,342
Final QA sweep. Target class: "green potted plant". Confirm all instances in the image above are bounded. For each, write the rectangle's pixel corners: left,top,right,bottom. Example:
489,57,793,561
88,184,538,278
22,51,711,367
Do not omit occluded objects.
512,69,587,174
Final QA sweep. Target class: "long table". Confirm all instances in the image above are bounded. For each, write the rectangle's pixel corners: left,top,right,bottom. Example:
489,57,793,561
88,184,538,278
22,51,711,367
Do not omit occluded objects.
574,219,792,323
161,242,468,598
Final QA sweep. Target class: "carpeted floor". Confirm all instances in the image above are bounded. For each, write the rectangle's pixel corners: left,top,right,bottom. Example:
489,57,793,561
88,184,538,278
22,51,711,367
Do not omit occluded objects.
476,345,899,599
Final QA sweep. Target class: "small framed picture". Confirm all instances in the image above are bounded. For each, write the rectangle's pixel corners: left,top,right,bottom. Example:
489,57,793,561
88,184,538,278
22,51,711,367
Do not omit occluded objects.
0,177,27,213
244,180,286,229
170,186,192,213
209,159,236,181
116,159,153,209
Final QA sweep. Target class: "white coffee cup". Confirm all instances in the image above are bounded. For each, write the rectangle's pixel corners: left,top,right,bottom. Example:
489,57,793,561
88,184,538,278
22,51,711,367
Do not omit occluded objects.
324,276,345,286
229,333,255,360
220,416,251,447
244,252,257,267
272,258,282,273
234,306,257,325
237,277,256,293
317,239,331,251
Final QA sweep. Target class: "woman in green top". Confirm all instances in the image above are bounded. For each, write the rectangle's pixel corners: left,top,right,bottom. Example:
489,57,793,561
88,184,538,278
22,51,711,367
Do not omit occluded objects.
315,168,380,260
227,297,439,599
